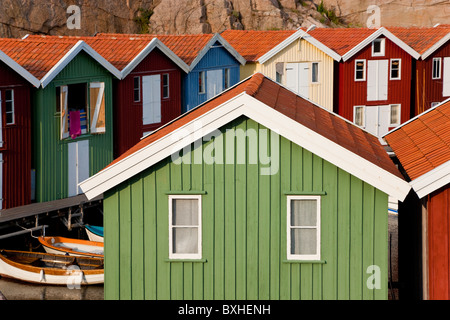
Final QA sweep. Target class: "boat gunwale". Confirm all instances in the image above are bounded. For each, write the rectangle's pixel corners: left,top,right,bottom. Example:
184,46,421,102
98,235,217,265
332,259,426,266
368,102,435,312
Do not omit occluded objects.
38,236,104,258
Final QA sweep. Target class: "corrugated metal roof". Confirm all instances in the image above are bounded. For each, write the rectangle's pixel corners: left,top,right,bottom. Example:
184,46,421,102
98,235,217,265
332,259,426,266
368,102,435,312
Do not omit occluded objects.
384,99,450,180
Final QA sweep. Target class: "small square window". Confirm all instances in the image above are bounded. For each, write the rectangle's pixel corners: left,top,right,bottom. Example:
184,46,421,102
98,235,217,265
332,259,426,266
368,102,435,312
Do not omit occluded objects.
390,104,400,126
169,195,202,259
311,62,319,83
287,196,321,261
354,106,365,127
199,71,206,94
133,77,140,102
162,73,169,99
355,60,366,81
390,59,401,80
372,38,385,56
432,58,441,79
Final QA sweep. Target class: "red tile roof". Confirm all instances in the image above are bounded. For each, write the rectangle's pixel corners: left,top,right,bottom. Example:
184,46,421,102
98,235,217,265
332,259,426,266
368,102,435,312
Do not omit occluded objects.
387,26,450,55
307,27,378,56
384,99,450,180
0,38,77,79
109,72,402,179
95,33,214,65
220,29,296,61
24,34,158,71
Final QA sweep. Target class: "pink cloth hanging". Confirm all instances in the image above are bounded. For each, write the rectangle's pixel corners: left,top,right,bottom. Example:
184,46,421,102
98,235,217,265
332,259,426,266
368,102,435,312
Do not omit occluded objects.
69,110,81,139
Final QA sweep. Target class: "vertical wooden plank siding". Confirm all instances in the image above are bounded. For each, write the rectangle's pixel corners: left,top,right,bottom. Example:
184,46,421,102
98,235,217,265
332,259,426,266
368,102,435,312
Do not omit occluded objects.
260,39,335,111
32,52,114,203
183,43,241,112
104,117,389,300
428,185,450,300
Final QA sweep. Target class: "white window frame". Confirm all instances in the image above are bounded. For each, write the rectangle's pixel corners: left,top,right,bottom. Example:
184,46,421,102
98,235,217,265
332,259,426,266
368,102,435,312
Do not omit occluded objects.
353,105,366,128
199,71,206,94
355,59,366,81
287,195,321,261
389,104,401,126
432,57,442,80
133,76,140,102
5,89,14,125
372,38,385,57
390,58,401,80
224,68,231,89
162,73,170,99
311,62,319,84
168,194,202,260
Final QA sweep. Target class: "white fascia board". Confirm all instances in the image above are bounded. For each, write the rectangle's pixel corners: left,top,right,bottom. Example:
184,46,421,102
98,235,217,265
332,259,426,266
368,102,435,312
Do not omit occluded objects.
411,161,450,199
422,33,450,60
342,27,420,62
243,95,411,201
258,29,304,64
0,50,40,88
40,41,122,88
121,38,190,78
189,33,246,70
80,92,410,201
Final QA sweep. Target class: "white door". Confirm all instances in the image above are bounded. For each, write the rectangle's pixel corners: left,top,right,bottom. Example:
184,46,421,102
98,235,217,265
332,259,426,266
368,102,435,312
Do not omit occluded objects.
142,75,161,125
68,140,89,197
443,57,450,97
364,105,390,137
367,60,388,101
286,63,309,98
207,69,223,100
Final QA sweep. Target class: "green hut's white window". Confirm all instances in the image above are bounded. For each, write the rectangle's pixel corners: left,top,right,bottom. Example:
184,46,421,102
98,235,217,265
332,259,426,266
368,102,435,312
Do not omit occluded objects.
287,195,321,261
169,195,202,259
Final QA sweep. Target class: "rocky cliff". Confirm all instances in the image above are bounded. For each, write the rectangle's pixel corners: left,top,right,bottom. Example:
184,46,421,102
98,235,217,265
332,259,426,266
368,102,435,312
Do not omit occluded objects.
0,0,448,39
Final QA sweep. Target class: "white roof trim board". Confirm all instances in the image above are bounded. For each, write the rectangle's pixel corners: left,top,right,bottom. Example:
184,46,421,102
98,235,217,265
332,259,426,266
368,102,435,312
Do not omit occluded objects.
410,161,450,199
80,91,411,202
258,28,342,63
121,38,190,77
0,50,41,88
188,33,246,71
342,27,421,62
40,40,122,88
421,32,450,60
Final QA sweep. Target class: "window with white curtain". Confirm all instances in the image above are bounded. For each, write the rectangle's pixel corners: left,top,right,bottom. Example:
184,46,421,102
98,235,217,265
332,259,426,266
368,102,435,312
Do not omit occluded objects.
287,195,321,260
169,195,202,259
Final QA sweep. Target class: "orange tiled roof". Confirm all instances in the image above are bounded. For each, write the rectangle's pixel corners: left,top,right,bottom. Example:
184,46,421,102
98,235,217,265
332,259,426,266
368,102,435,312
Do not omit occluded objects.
24,34,158,71
220,29,296,61
109,72,402,179
0,37,78,79
384,99,450,181
95,33,214,66
387,26,450,55
307,27,378,56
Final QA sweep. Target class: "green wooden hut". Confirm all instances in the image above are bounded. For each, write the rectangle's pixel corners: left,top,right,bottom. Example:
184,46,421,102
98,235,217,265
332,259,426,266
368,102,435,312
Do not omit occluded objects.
81,73,411,300
4,38,121,202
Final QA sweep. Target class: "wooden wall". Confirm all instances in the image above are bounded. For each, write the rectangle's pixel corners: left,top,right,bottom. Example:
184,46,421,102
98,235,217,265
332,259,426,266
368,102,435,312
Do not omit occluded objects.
103,117,389,300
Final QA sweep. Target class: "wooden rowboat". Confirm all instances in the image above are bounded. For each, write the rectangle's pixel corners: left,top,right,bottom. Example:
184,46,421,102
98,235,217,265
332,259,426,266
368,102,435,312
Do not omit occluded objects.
85,225,104,243
38,236,103,258
0,250,104,285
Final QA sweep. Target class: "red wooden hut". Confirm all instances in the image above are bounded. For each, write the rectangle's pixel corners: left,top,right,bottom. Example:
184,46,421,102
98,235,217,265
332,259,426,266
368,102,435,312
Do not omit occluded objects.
25,34,189,158
0,49,40,209
389,26,450,115
308,27,420,138
384,98,450,300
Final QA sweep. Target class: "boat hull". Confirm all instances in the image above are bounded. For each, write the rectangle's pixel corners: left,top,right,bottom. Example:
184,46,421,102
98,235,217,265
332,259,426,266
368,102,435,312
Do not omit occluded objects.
38,236,103,258
85,225,104,243
0,250,104,286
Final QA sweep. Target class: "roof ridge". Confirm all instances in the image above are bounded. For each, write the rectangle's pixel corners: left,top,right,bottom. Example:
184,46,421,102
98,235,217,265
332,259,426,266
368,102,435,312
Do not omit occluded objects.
243,72,265,96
